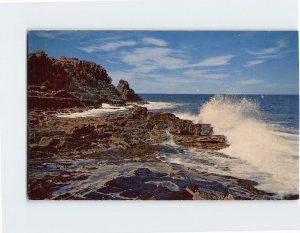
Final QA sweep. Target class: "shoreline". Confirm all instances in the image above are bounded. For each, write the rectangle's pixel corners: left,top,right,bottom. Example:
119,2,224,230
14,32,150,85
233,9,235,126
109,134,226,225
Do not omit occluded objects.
28,105,297,200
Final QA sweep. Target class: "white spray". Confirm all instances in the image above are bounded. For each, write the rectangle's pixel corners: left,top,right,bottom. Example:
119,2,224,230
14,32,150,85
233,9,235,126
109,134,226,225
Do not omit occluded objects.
176,95,299,196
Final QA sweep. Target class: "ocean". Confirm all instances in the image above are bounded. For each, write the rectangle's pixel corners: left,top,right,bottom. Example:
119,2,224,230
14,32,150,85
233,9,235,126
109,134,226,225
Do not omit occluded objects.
58,94,299,197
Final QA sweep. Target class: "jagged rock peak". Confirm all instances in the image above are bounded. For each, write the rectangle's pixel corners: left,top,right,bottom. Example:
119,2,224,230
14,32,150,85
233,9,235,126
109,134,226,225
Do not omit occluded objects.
117,79,143,102
34,50,47,57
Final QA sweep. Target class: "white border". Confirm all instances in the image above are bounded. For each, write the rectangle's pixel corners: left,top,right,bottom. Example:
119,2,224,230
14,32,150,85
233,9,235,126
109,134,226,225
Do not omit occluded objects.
0,1,299,233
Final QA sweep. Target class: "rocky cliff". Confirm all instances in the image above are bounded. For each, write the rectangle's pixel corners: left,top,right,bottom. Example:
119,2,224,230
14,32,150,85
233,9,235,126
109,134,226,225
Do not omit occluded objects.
28,50,142,109
117,79,143,102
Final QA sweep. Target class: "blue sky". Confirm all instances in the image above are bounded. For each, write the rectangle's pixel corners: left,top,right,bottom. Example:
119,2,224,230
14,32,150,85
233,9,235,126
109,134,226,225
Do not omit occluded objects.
28,31,299,94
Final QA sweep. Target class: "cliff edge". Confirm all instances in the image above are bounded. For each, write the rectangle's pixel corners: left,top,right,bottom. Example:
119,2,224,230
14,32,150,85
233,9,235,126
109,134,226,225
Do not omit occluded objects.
28,50,143,109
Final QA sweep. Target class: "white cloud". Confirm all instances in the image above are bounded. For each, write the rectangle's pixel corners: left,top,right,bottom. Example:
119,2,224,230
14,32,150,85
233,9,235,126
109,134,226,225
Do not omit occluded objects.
184,69,229,79
246,39,287,56
142,37,167,46
100,40,137,51
131,65,160,73
257,54,281,59
244,60,265,68
244,39,287,68
238,79,264,85
185,55,235,68
79,40,137,52
121,47,186,72
79,46,98,53
120,48,234,77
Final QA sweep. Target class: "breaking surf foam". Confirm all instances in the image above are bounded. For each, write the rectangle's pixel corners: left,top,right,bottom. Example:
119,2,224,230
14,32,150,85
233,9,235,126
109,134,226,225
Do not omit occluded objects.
56,103,130,118
57,101,183,118
176,95,299,196
141,101,184,110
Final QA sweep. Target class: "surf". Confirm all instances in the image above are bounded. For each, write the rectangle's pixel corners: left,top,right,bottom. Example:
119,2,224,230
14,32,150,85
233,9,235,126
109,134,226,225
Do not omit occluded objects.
56,101,183,118
175,95,299,196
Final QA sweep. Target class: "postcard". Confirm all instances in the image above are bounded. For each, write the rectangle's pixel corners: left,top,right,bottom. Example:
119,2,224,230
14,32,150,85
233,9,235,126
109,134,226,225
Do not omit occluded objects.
27,30,299,200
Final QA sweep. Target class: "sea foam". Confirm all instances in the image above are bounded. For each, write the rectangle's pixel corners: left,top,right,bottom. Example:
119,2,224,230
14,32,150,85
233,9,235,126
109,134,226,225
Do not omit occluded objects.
176,95,299,196
57,101,183,118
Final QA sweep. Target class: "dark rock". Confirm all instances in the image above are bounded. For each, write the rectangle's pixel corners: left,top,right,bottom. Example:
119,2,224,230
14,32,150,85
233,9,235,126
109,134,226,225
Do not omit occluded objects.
129,106,148,119
120,189,141,199
72,125,96,136
133,168,167,178
284,194,299,200
133,168,153,176
28,175,62,200
84,191,111,200
97,186,123,194
117,79,143,102
28,50,141,110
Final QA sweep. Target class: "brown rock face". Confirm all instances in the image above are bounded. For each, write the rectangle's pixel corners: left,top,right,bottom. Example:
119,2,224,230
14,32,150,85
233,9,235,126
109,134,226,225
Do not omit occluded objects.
28,50,140,109
117,79,143,102
28,106,228,165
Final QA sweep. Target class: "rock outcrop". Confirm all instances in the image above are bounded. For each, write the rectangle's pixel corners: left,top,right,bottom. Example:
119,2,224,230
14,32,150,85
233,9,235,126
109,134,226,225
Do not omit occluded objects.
28,50,142,109
28,106,228,161
27,106,274,200
117,79,143,102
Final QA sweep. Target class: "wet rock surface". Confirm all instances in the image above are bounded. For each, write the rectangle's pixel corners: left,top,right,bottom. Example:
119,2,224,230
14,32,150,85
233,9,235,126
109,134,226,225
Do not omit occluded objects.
28,105,276,200
28,154,274,200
